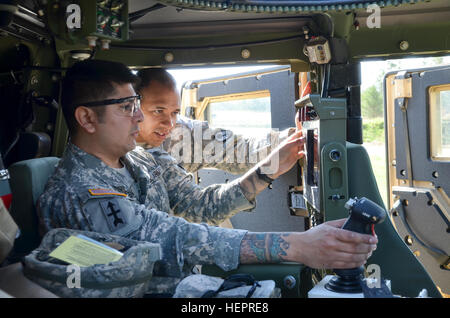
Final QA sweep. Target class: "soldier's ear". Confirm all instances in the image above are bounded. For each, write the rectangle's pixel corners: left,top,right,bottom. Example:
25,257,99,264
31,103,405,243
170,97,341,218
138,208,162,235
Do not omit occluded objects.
74,106,98,134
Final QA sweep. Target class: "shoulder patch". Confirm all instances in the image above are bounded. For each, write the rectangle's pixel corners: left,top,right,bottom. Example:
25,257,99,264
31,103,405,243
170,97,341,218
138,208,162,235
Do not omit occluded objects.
88,189,127,197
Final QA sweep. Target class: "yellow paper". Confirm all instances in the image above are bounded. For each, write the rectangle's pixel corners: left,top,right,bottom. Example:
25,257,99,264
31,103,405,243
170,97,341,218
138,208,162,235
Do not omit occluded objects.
49,236,123,267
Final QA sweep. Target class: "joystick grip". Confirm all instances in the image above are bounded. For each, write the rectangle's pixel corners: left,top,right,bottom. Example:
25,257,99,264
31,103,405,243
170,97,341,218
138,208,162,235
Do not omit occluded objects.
325,197,386,294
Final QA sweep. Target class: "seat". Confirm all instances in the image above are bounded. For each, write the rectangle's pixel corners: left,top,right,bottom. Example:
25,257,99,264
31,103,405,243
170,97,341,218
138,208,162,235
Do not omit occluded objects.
0,262,58,298
3,132,52,168
7,157,60,260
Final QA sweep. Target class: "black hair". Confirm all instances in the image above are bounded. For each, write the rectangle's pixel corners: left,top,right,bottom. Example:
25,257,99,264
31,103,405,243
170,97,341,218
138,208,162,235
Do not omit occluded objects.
61,59,139,135
135,68,177,94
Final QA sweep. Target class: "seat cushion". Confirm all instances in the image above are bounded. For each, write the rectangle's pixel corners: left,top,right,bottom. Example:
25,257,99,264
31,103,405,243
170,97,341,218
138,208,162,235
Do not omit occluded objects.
0,262,58,298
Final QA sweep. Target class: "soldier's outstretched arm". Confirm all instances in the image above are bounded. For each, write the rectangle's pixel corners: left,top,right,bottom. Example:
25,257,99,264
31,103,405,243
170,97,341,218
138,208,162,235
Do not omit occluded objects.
239,219,378,269
163,116,296,174
159,130,304,225
157,152,256,225
38,181,248,276
238,130,305,202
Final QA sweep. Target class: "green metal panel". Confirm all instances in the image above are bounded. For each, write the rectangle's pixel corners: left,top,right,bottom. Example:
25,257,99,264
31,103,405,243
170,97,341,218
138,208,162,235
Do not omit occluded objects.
46,0,129,43
349,22,450,59
95,35,310,71
301,94,349,217
343,143,442,298
202,263,312,298
314,95,349,220
301,93,441,297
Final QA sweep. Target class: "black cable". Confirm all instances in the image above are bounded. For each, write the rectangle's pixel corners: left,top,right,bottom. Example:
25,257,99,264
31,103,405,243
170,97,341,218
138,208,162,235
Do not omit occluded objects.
129,4,166,23
3,133,20,162
320,65,325,97
111,34,305,51
322,63,330,98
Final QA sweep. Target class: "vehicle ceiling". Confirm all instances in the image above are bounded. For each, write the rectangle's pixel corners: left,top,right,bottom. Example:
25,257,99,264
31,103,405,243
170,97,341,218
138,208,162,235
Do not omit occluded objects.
3,0,450,70
111,0,450,70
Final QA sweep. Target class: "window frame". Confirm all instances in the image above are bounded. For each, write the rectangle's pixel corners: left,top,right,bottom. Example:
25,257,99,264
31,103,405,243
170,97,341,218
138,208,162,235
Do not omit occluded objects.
429,84,450,161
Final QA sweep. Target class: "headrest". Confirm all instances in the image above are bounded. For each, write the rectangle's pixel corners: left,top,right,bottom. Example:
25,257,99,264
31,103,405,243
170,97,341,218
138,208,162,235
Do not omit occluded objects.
16,132,51,161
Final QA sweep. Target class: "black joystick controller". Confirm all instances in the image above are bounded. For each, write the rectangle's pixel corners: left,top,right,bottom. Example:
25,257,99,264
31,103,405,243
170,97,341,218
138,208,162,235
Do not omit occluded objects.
325,197,386,293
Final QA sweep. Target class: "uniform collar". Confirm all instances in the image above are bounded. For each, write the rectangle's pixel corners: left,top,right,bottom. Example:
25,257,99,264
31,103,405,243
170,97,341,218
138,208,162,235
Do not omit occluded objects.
66,142,143,178
66,142,144,198
67,142,114,170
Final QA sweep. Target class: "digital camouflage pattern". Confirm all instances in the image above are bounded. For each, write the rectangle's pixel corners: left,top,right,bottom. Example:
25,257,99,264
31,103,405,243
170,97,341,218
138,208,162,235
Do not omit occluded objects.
143,116,295,174
37,143,249,293
38,142,255,227
23,228,161,298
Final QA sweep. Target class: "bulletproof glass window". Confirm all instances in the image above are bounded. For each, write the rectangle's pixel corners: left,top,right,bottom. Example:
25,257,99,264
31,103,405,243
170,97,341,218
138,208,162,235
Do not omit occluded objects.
429,85,450,161
203,91,272,138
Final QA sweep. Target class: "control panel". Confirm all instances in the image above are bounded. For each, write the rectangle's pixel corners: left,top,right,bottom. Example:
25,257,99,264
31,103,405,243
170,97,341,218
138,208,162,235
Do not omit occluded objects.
92,0,128,40
54,0,129,44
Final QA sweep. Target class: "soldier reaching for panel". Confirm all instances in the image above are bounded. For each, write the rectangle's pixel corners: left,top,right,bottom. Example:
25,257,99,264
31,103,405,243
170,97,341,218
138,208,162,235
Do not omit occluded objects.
134,68,298,175
134,68,300,229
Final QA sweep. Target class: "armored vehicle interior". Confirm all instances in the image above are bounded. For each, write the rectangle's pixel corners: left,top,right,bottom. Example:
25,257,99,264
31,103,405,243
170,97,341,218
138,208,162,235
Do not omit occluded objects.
0,0,449,298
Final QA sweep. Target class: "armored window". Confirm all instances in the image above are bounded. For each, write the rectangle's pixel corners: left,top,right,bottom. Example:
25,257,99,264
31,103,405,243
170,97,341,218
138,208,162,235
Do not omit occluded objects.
429,85,450,161
204,91,272,137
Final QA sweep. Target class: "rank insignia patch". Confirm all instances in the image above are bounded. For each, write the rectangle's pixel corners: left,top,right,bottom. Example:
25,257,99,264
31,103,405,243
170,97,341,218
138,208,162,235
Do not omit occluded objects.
88,189,127,197
98,199,127,232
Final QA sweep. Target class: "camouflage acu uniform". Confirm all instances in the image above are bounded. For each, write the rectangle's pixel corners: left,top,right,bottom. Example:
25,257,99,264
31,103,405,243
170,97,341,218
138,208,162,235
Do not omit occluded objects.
23,228,162,298
142,116,295,174
37,143,250,293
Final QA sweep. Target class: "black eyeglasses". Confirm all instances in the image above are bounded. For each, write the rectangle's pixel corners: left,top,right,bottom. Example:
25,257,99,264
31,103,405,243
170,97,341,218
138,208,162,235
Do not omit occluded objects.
76,95,141,117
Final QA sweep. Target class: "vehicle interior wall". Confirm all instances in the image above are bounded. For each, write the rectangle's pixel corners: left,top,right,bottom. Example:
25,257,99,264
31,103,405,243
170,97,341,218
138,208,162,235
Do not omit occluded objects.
2,1,449,164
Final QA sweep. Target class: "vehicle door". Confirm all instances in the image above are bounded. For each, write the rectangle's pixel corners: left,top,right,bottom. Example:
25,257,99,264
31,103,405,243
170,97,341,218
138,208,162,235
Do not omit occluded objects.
384,65,450,296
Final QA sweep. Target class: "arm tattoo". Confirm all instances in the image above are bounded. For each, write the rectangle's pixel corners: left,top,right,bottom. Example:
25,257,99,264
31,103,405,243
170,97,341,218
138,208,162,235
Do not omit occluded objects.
240,233,290,264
